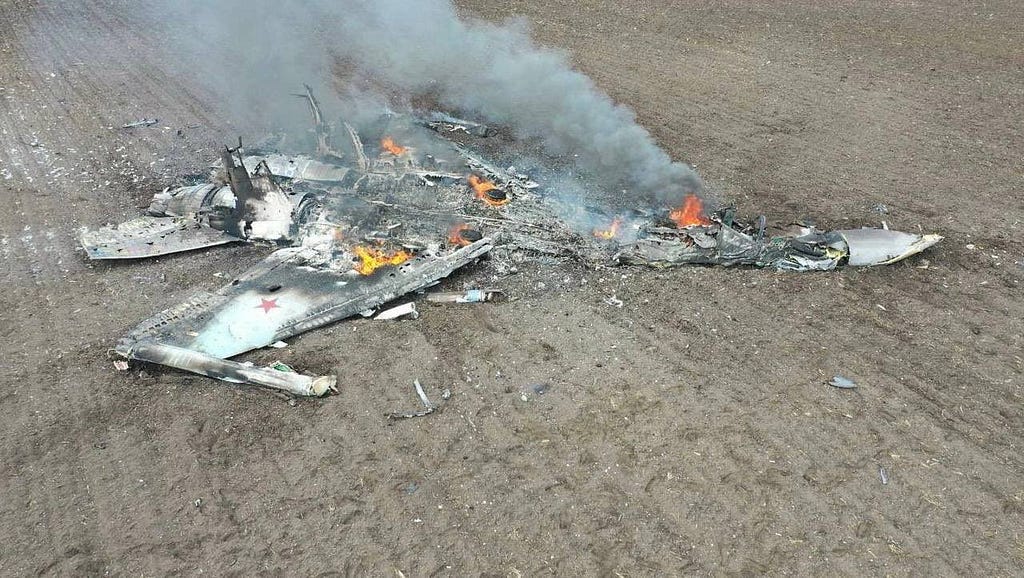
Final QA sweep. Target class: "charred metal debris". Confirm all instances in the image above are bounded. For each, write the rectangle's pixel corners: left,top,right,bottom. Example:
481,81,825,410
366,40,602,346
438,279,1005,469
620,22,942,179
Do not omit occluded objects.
80,88,941,395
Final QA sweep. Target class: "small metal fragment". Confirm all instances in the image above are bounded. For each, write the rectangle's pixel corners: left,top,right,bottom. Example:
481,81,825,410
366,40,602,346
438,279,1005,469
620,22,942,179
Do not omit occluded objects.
426,289,503,303
829,375,857,389
388,379,437,420
113,360,129,371
374,302,419,320
879,466,889,485
603,295,624,307
414,379,432,409
122,118,158,129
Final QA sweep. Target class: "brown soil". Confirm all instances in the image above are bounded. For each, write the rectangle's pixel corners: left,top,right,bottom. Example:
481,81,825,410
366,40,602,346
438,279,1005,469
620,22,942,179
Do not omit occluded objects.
1,0,1022,575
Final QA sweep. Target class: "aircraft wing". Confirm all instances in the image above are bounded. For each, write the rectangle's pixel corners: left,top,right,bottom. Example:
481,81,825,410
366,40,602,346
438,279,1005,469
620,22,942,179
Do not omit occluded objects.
80,216,241,260
115,238,493,394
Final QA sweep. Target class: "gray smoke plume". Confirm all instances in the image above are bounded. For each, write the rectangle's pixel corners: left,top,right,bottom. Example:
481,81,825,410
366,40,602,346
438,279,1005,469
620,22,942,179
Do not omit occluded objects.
128,0,702,203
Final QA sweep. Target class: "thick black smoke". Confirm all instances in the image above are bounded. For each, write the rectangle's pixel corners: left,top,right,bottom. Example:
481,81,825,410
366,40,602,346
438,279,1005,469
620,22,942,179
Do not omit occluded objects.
131,0,702,202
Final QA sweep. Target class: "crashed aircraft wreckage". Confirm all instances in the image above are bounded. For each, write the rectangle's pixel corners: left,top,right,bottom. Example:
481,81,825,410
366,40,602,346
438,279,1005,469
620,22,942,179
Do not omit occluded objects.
80,88,941,395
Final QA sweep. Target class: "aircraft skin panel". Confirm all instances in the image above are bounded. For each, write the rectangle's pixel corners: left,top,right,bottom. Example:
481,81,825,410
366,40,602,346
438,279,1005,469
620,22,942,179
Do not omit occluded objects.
117,238,493,360
838,229,943,266
79,216,241,260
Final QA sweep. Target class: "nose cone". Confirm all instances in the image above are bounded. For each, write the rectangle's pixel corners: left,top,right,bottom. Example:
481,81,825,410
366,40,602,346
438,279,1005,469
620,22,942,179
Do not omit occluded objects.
837,228,942,266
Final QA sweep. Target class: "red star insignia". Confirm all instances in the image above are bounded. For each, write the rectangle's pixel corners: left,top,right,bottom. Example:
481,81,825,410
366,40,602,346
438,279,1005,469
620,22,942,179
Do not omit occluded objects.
256,298,280,313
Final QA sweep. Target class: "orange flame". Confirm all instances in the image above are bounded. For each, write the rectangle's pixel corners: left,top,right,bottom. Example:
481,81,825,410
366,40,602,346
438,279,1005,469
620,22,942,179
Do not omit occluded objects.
593,217,623,240
669,194,711,228
352,245,411,275
381,136,407,156
448,223,473,247
468,174,509,206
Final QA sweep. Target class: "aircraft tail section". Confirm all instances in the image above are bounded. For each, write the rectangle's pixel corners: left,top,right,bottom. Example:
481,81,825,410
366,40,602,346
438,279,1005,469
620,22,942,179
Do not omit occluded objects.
221,145,295,241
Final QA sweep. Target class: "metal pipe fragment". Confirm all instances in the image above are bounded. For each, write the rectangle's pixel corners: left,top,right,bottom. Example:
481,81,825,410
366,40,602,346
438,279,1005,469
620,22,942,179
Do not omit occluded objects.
126,341,336,397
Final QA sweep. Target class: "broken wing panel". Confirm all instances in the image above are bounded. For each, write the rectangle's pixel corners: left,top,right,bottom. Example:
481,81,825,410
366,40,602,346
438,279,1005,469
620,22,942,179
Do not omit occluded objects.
242,154,352,182
118,239,493,360
80,216,241,260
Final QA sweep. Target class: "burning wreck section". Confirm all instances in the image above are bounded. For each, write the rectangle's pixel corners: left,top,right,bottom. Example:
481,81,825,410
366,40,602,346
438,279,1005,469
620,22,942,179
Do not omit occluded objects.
79,91,941,395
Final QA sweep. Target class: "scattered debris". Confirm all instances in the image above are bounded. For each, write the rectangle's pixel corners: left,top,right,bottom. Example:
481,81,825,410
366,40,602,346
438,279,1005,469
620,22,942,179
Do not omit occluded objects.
388,379,437,420
531,383,549,395
427,289,503,303
80,86,942,394
121,118,158,129
421,111,491,137
603,295,624,308
879,466,889,485
829,375,857,389
113,360,129,371
268,340,288,349
375,302,419,320
872,203,889,214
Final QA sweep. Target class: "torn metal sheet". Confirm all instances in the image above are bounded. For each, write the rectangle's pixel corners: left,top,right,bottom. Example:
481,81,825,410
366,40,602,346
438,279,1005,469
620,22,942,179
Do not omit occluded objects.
238,153,352,183
80,216,240,259
829,375,857,389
